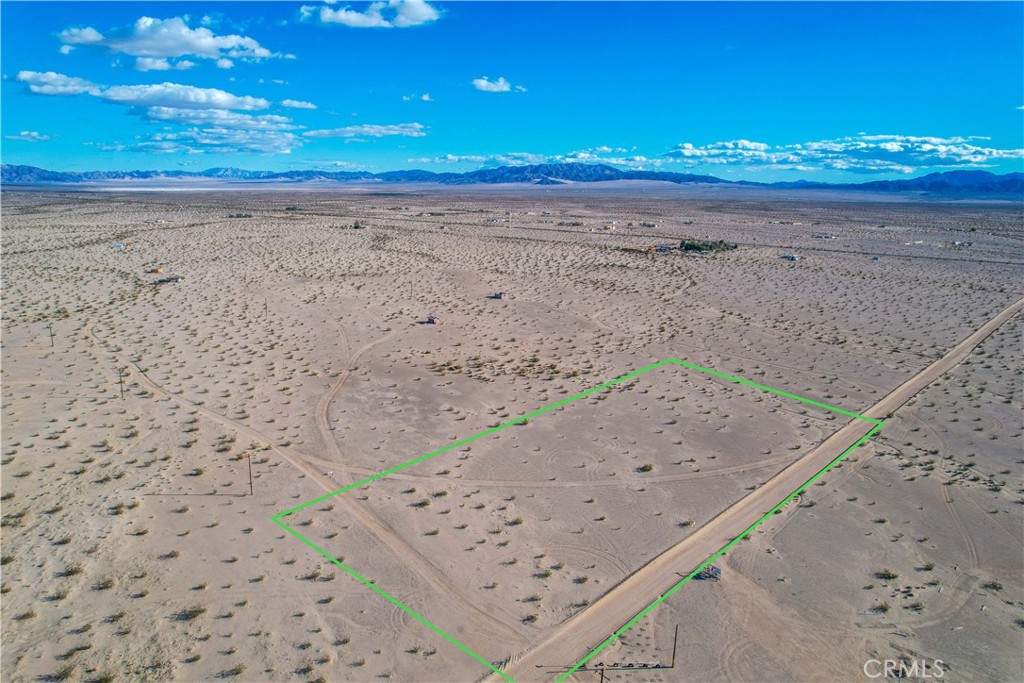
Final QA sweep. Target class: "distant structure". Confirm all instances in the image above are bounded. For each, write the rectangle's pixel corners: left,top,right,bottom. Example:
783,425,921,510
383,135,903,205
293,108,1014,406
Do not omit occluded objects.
629,239,737,255
488,292,506,300
153,275,184,286
678,239,736,253
425,314,440,325
782,253,801,261
699,565,722,581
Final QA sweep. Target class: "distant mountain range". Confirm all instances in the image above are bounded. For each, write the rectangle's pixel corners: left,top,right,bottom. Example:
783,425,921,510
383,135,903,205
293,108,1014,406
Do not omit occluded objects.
2,163,1021,197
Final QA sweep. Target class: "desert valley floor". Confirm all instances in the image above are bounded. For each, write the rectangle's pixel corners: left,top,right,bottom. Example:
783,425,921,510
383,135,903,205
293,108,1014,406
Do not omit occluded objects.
1,186,1022,682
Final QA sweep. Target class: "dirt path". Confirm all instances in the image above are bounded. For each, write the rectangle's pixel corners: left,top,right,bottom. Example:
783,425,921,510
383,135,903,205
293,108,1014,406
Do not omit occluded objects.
491,296,1024,682
86,323,530,648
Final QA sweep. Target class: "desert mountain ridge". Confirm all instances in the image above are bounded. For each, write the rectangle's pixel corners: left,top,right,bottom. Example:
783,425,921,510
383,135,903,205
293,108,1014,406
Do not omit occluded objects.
2,162,1022,197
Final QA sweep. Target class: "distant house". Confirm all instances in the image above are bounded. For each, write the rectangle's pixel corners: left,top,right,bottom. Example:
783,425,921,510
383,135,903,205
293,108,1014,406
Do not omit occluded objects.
782,253,801,261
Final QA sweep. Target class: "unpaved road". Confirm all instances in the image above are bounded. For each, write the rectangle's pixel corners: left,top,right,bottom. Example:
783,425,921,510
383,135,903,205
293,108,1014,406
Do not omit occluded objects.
491,296,1024,682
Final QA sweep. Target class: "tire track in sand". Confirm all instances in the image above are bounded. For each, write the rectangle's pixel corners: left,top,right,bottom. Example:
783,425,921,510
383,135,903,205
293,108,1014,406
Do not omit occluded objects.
87,322,529,648
491,296,1024,682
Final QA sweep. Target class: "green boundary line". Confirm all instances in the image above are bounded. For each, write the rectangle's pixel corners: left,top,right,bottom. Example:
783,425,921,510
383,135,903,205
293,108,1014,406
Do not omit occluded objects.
272,358,883,682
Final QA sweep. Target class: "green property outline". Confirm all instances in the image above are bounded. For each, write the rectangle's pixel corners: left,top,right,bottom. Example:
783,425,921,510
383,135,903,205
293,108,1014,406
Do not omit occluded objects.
271,358,883,682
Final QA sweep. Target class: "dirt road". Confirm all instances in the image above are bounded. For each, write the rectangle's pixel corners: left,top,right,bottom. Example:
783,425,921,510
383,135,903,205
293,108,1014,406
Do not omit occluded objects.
491,296,1024,682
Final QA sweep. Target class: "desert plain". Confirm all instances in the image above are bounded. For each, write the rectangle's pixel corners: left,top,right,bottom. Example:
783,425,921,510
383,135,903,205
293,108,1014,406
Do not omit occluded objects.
1,184,1022,682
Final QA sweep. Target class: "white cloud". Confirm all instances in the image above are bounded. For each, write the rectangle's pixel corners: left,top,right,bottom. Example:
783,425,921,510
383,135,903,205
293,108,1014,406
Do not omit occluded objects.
281,99,317,109
663,134,1024,172
15,71,316,157
102,82,270,110
143,107,297,131
391,0,440,27
409,152,546,166
58,16,282,68
303,122,426,138
15,70,99,96
4,130,51,142
472,76,512,93
134,57,195,71
472,76,526,93
409,149,657,170
59,26,104,44
301,0,440,28
402,92,432,102
216,58,234,69
130,127,300,155
59,45,75,55
303,159,368,171
17,70,271,111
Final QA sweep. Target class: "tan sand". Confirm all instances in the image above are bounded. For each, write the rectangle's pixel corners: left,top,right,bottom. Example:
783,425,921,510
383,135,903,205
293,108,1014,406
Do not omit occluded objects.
1,188,1020,682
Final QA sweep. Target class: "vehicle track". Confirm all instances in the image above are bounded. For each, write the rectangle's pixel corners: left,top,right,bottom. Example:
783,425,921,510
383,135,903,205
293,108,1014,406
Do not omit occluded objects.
941,484,980,569
490,296,1024,682
86,322,530,648
336,453,794,490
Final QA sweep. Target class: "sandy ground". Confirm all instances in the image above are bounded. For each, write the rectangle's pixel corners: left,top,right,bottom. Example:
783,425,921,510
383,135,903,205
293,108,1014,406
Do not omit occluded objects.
1,187,1021,683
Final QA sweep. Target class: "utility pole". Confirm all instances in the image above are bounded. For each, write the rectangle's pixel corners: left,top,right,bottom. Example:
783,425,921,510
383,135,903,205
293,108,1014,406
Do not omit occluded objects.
117,367,126,399
671,623,679,669
47,323,55,347
598,666,605,683
264,298,269,317
247,452,254,496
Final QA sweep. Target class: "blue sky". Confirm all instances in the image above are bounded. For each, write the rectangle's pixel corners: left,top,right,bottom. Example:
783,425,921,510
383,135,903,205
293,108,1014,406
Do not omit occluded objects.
2,1,1022,180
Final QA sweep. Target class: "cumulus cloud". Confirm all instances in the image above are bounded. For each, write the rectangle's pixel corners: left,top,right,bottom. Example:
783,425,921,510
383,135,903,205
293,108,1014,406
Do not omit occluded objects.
102,82,270,110
58,16,284,69
4,130,51,142
129,127,300,155
134,57,195,71
409,152,544,166
409,149,657,169
59,26,104,45
17,70,271,111
16,70,100,96
300,0,440,28
303,122,426,138
663,134,1024,173
471,76,526,93
281,99,317,109
143,107,297,131
13,68,321,155
402,92,432,101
